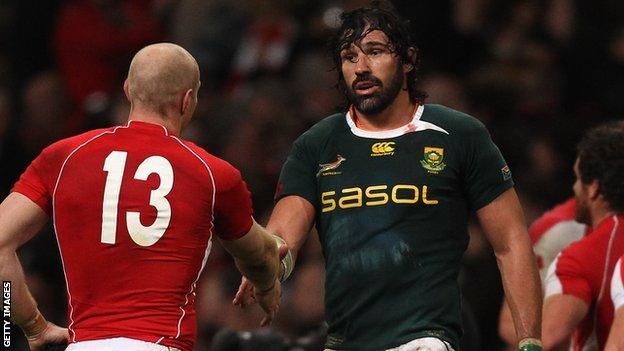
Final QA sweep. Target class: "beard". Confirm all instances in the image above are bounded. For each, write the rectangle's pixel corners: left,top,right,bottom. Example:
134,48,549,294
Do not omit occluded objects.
345,65,405,115
575,196,591,226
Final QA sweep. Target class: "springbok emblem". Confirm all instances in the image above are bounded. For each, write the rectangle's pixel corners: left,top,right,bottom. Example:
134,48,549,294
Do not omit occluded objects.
316,155,346,177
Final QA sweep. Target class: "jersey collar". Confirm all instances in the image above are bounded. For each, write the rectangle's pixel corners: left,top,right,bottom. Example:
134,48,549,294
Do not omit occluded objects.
345,104,448,139
126,120,170,136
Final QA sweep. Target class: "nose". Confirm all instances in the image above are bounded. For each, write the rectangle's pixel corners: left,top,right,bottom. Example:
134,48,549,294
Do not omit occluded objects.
354,53,371,74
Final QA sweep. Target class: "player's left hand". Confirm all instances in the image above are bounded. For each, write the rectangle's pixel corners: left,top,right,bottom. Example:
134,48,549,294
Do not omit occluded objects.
26,320,69,351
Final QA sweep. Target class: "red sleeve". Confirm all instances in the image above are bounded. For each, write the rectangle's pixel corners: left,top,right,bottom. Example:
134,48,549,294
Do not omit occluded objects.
551,246,593,305
212,164,254,241
11,150,53,215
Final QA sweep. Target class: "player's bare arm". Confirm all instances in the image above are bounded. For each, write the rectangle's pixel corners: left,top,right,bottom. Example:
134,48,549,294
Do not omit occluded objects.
541,294,588,350
233,195,315,307
606,257,624,351
499,298,518,344
605,307,624,351
477,188,543,349
266,195,316,261
0,193,69,350
219,220,281,326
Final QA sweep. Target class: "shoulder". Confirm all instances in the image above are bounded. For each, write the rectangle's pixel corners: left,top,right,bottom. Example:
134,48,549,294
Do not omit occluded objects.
559,226,609,264
295,113,346,146
177,139,243,189
40,127,114,162
421,104,489,136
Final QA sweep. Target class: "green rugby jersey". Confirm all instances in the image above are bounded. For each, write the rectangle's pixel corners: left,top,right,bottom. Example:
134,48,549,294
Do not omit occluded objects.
276,104,513,350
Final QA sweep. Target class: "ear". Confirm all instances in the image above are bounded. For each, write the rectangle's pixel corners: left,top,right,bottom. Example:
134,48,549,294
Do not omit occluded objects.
123,80,131,100
180,89,193,115
587,180,601,201
403,47,417,73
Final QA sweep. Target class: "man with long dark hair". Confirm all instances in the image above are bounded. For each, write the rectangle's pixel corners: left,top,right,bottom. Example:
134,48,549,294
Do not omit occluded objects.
235,2,542,350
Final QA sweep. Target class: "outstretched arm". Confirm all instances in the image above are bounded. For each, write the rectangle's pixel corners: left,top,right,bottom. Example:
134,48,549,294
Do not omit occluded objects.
477,188,542,349
0,193,68,350
265,195,316,261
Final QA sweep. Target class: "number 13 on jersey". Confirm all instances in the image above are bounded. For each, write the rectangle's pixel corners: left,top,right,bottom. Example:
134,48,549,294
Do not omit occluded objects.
101,151,174,247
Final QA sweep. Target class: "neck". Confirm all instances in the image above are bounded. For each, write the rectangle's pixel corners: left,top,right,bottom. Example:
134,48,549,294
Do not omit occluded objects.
589,202,615,229
127,108,183,136
352,90,416,131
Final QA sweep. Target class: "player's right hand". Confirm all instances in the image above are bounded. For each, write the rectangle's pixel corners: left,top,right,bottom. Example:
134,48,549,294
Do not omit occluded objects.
254,278,282,326
26,321,69,351
233,243,289,307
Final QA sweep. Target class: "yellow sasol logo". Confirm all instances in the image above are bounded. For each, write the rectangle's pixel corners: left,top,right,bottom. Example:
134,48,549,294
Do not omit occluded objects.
371,142,395,156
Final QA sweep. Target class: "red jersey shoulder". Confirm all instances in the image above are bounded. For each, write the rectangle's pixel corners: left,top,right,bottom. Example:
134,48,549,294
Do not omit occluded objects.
41,127,115,166
181,140,244,190
529,198,577,244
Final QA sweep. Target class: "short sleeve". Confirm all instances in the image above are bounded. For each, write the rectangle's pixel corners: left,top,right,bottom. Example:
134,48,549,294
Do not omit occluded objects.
462,121,514,210
275,136,318,207
544,250,592,305
11,151,53,215
213,168,254,241
612,258,624,310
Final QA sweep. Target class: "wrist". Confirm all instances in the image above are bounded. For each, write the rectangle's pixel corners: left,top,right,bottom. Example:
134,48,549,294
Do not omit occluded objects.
256,280,276,294
20,310,47,338
518,338,542,351
271,234,294,282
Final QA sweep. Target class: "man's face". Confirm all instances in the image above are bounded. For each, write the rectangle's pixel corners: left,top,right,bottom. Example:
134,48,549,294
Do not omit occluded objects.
340,30,405,115
573,158,591,225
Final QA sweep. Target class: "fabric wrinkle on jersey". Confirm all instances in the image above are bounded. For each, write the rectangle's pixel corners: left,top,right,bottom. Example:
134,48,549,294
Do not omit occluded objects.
528,198,587,281
545,214,624,351
277,104,514,350
12,121,254,351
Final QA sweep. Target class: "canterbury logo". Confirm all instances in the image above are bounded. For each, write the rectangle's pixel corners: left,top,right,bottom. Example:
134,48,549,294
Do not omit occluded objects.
316,155,346,177
371,142,395,156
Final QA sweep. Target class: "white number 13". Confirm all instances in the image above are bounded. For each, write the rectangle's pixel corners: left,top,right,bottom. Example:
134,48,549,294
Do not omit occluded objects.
101,151,174,246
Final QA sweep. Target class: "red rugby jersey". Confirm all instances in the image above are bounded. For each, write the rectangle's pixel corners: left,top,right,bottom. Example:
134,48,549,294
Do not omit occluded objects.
12,121,253,351
545,214,624,351
528,198,587,279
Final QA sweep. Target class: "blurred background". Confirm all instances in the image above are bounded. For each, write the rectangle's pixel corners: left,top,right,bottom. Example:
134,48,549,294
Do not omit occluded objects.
1,0,623,350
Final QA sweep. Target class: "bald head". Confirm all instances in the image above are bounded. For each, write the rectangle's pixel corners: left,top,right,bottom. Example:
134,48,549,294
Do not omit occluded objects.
125,43,200,116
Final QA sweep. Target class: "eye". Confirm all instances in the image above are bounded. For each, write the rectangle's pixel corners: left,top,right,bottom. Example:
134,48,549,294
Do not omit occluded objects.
370,49,382,56
341,53,357,63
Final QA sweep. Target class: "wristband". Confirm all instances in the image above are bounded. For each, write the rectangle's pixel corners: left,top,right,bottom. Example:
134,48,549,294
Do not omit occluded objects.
518,338,542,351
20,310,47,338
272,234,294,282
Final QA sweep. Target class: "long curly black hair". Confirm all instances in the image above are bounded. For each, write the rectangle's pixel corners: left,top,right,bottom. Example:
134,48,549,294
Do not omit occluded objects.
577,120,624,212
329,0,427,104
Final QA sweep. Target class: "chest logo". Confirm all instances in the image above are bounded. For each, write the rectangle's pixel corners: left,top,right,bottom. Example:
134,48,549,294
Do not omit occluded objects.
420,147,446,173
371,142,396,156
317,155,346,177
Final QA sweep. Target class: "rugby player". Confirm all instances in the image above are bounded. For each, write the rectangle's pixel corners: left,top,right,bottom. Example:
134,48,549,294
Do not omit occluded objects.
234,3,543,351
0,43,281,351
542,121,624,350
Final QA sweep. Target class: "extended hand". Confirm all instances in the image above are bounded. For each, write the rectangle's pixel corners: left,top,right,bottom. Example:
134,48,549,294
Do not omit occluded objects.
233,243,289,307
26,321,69,351
254,279,282,326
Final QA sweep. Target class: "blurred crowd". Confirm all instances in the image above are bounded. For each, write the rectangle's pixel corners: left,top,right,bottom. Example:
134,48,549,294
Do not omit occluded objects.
1,0,623,350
